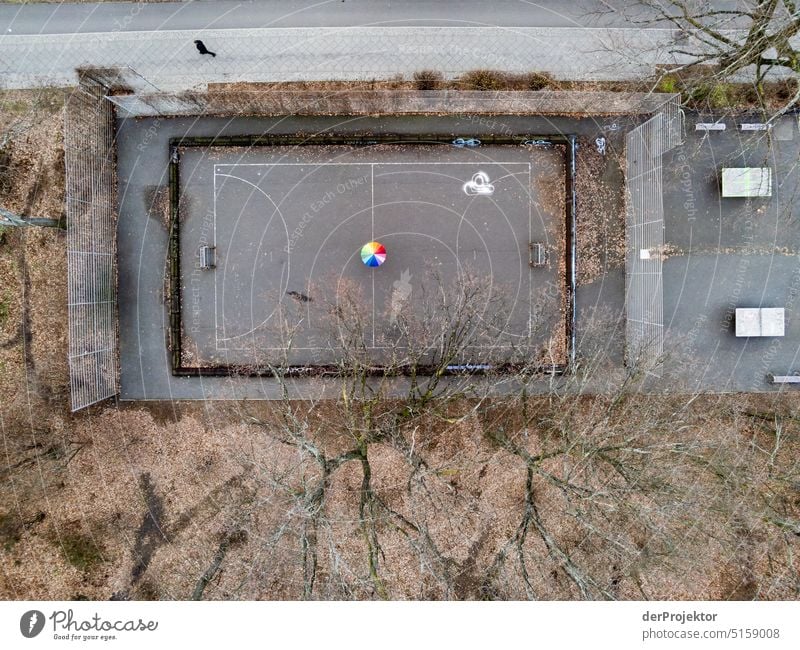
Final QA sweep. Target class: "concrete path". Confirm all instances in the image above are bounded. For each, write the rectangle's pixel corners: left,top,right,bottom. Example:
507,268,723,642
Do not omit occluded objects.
0,24,687,90
0,0,671,34
0,1,776,90
0,0,695,89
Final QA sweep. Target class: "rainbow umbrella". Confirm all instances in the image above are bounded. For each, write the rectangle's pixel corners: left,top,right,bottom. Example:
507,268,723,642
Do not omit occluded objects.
360,241,387,267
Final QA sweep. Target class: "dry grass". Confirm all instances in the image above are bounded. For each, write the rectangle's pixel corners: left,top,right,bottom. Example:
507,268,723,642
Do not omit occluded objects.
1,89,799,602
457,70,554,92
530,143,568,364
211,73,796,114
2,377,798,600
0,89,66,221
412,70,443,91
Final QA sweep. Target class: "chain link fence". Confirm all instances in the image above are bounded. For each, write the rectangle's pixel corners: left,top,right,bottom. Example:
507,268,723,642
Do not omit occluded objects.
65,75,118,411
4,22,792,92
624,97,682,372
57,54,680,407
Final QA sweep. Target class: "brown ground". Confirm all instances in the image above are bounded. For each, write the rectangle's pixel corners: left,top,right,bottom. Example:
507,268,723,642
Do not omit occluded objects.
530,143,568,364
575,135,627,286
210,75,796,114
1,89,799,602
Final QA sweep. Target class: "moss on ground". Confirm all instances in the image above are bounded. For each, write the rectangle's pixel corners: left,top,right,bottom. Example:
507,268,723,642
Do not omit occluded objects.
57,531,104,572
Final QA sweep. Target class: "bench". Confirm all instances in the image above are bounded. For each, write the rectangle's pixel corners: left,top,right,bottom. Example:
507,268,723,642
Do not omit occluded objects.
768,374,800,384
529,242,547,267
199,245,216,269
695,122,726,131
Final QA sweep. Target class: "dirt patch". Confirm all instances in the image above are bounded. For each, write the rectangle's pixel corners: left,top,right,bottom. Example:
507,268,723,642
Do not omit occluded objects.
575,136,626,286
129,473,167,585
1,380,799,600
0,227,67,423
128,401,185,426
208,74,795,114
55,526,106,573
0,89,66,222
0,90,68,409
143,185,170,229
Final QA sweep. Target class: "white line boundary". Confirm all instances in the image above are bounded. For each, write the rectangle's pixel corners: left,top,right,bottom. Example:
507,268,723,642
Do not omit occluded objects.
205,159,543,357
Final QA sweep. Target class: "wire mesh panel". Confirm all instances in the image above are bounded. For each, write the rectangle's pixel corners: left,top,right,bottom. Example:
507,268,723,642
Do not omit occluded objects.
65,77,118,410
624,101,680,372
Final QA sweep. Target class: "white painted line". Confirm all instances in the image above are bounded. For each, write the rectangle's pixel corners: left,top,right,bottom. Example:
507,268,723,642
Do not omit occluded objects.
215,161,530,167
199,155,548,358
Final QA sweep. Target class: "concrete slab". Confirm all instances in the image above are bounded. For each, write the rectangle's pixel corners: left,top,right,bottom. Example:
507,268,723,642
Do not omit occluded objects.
761,307,785,336
773,116,795,141
734,307,784,337
661,253,800,391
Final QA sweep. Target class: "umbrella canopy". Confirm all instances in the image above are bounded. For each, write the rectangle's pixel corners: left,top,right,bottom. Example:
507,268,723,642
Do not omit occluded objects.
360,241,387,267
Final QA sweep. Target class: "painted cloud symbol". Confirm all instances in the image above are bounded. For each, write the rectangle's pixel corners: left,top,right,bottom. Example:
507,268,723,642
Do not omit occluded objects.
462,171,495,196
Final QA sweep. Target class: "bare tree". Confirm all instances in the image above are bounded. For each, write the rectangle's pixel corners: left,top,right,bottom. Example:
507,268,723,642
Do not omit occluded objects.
630,0,799,116
0,206,61,228
2,261,798,600
218,269,800,601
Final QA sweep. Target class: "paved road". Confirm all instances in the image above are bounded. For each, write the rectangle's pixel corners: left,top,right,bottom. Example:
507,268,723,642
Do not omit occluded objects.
0,25,687,90
0,0,767,90
0,0,673,34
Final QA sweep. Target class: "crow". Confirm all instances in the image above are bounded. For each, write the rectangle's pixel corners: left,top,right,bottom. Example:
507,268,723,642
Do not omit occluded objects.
194,40,216,57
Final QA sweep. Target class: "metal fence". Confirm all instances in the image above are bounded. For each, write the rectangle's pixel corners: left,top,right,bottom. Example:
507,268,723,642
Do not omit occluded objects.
59,60,679,404
65,76,118,410
624,98,681,371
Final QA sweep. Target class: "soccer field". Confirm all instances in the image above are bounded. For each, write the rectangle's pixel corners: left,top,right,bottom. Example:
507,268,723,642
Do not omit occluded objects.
172,138,569,373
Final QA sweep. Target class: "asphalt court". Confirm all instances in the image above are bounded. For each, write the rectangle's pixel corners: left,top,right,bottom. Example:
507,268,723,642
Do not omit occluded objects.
177,142,567,369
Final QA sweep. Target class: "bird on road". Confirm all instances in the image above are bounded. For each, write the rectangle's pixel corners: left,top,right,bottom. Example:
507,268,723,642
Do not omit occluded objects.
194,40,216,57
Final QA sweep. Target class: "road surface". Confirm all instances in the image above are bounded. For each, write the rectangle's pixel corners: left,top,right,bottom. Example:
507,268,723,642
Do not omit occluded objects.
0,1,758,89
0,1,675,33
